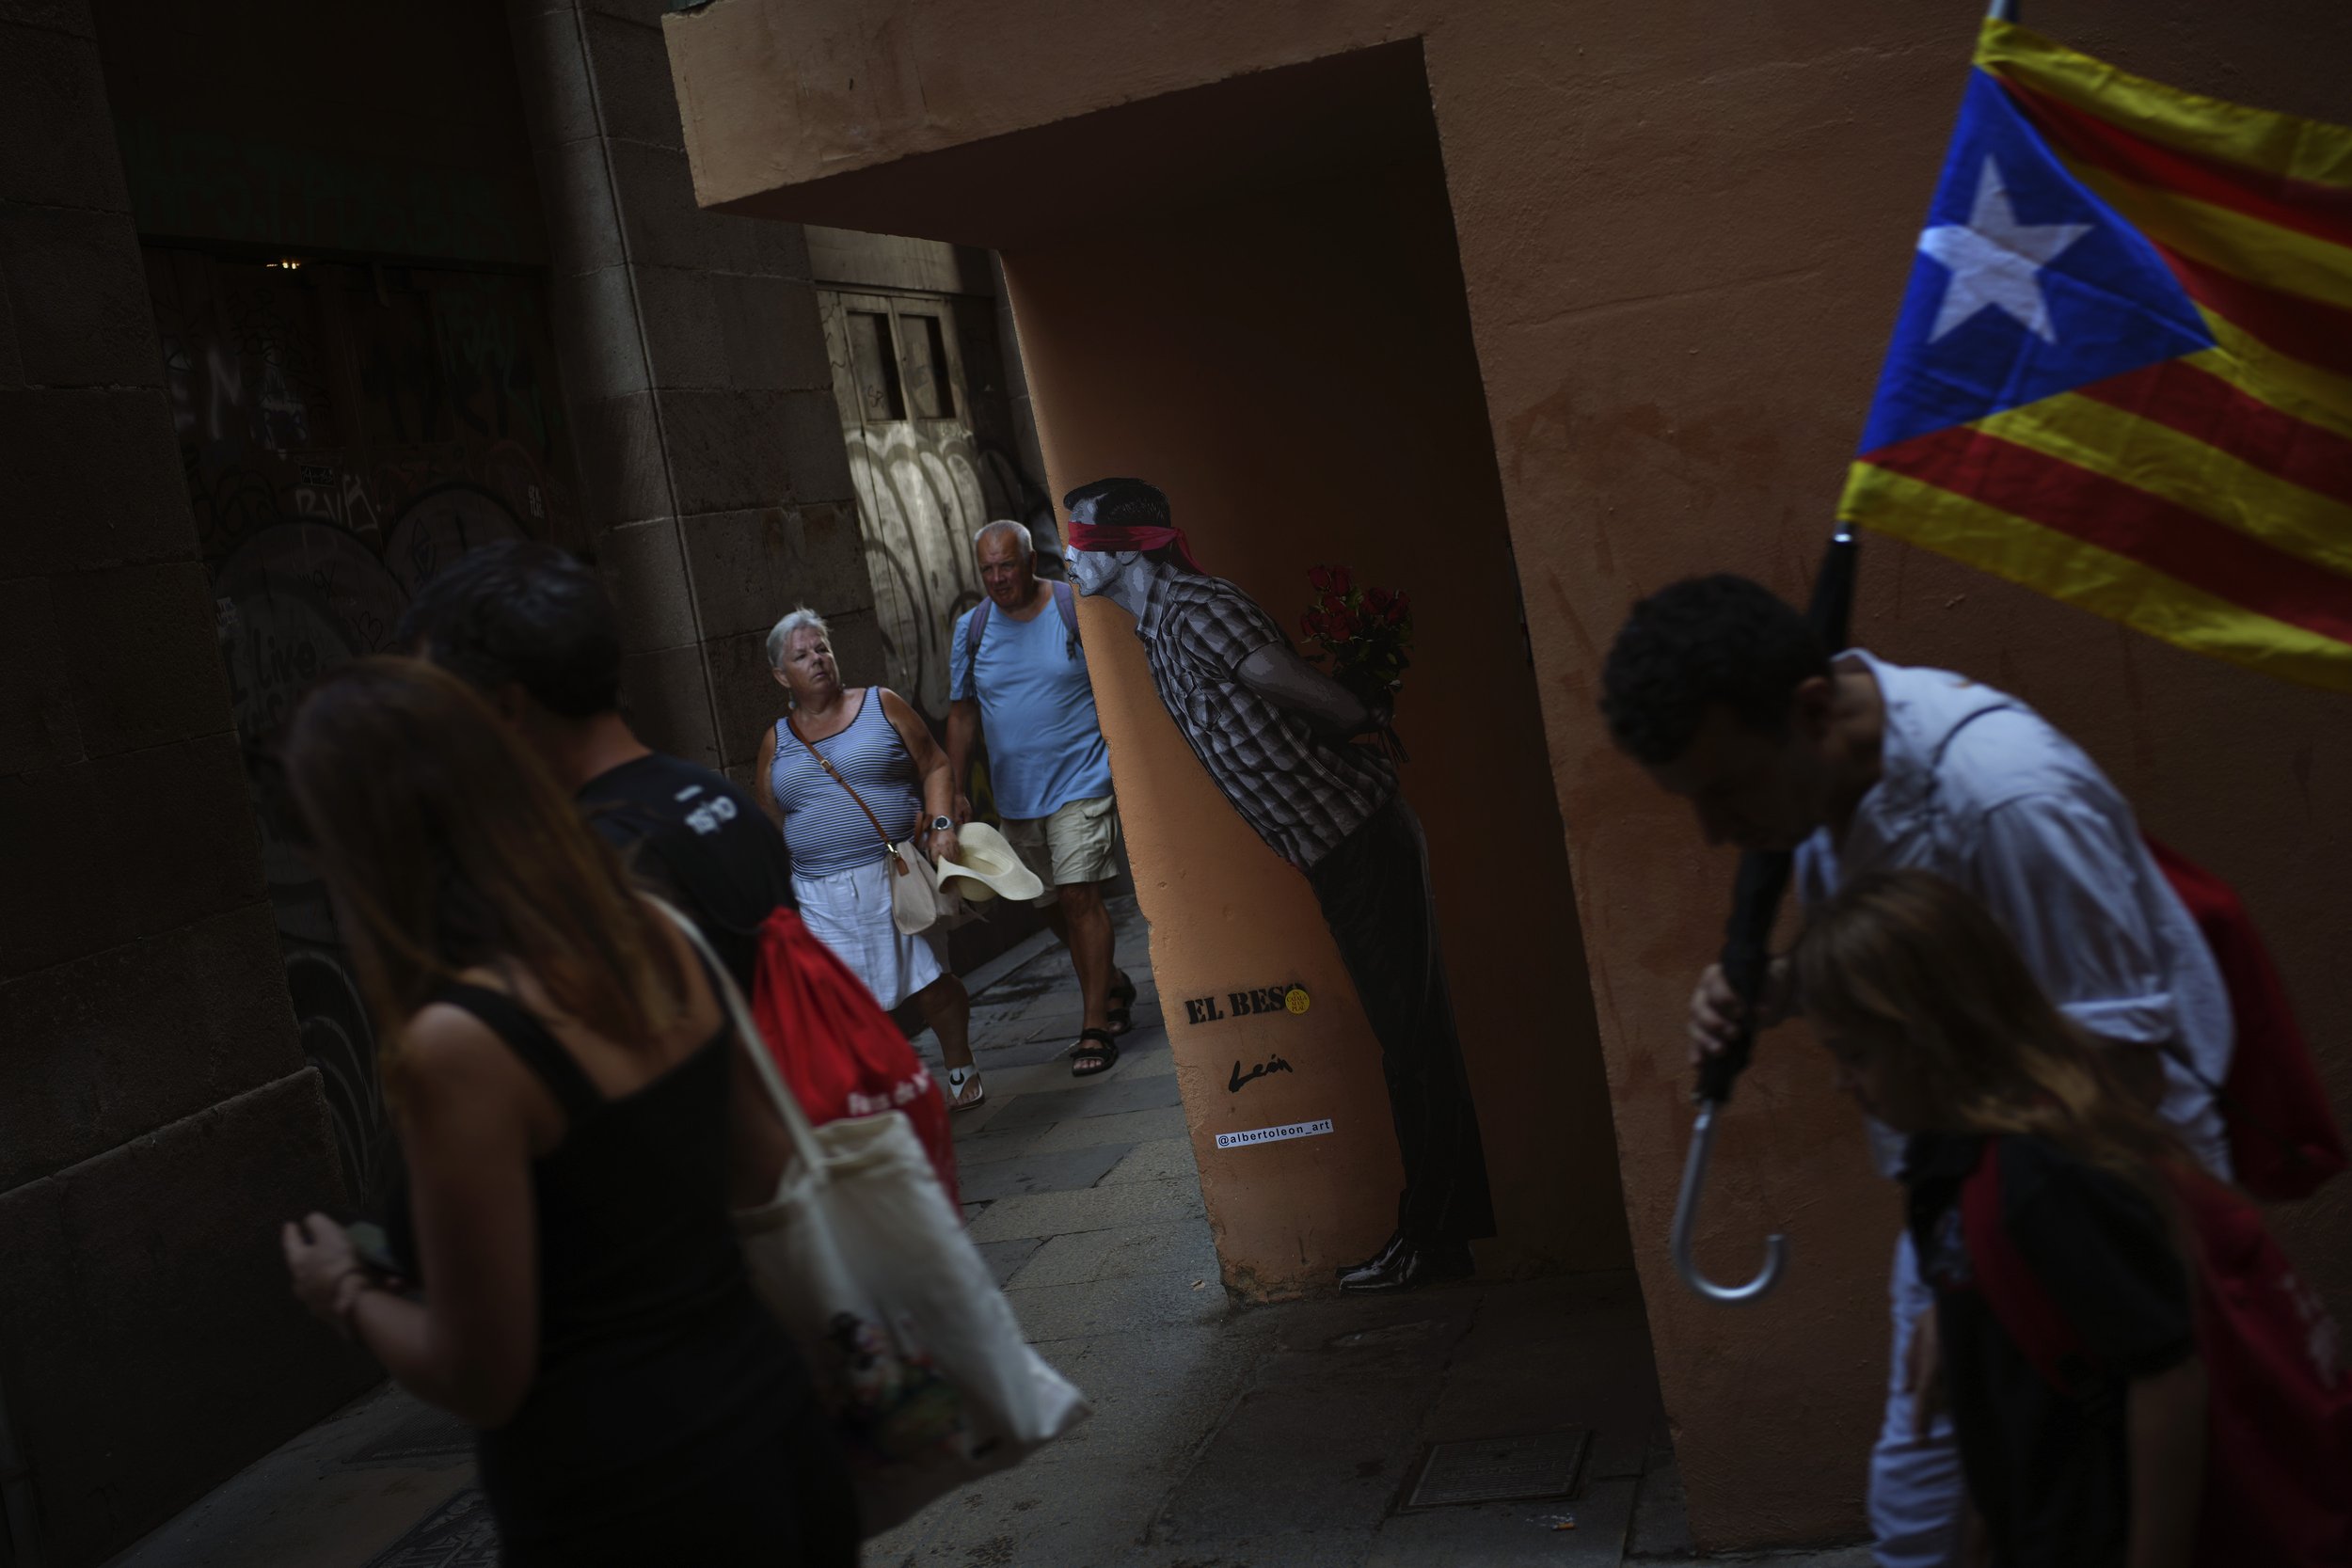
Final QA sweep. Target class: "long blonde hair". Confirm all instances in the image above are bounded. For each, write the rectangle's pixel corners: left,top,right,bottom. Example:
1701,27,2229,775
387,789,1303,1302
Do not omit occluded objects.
283,658,690,1086
1795,869,2190,1211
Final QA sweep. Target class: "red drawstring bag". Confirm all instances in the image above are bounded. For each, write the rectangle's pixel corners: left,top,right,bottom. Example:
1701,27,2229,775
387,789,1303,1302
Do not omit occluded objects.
1961,1140,2352,1566
747,907,960,1209
2147,838,2346,1201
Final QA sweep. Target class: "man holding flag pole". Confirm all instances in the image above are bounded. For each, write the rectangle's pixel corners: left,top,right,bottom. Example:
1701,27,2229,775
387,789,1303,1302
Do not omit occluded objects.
1606,5,2352,1563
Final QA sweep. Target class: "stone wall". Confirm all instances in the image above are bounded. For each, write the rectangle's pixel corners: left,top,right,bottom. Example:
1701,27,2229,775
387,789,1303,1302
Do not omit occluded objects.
0,5,373,1561
508,0,874,784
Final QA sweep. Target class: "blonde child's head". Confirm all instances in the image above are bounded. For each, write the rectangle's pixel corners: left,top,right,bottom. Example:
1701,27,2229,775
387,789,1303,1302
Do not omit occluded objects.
1795,869,2187,1193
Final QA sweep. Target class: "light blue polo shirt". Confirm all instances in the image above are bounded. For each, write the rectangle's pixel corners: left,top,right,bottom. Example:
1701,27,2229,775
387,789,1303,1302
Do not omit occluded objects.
949,595,1113,821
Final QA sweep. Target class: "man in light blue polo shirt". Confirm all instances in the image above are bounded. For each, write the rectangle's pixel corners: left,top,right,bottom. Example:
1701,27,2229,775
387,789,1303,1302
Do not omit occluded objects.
946,520,1136,1077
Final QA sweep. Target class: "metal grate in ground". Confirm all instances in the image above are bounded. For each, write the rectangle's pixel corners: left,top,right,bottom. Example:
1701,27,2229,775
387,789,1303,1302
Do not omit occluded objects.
1399,1426,1591,1511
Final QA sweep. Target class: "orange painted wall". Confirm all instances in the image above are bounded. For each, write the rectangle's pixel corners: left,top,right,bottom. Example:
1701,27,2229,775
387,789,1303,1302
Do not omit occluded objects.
1008,143,1632,1293
664,0,2352,1548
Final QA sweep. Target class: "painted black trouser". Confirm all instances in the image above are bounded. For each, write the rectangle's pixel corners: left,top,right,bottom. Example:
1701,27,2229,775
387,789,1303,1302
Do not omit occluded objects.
1304,796,1497,1244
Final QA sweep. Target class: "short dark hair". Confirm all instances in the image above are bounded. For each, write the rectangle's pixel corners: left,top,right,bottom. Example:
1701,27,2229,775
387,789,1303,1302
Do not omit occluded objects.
1062,477,1168,530
1599,574,1830,766
395,541,621,719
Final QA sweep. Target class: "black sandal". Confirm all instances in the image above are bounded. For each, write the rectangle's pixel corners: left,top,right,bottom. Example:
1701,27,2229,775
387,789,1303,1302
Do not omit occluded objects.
1104,972,1137,1037
1069,1027,1120,1077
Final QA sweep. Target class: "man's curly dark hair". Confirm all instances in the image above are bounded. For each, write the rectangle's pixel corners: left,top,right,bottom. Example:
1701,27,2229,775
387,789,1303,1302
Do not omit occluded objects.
394,540,621,719
1599,575,1830,766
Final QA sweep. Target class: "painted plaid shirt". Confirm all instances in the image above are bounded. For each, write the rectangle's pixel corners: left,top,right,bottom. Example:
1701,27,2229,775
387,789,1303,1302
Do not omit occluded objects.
1133,569,1395,870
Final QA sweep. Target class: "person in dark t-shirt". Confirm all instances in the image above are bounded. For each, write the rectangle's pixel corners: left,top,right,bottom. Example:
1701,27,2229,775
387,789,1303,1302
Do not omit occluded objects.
575,752,791,993
395,542,794,994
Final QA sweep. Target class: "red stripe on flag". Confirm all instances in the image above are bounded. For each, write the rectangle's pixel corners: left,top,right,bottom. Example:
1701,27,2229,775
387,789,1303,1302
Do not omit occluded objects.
2000,77,2352,253
1866,424,2352,644
2154,242,2352,380
2074,359,2352,511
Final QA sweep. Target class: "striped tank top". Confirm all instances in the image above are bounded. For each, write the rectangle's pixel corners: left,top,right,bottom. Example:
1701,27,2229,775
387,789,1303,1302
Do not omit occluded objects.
767,690,924,879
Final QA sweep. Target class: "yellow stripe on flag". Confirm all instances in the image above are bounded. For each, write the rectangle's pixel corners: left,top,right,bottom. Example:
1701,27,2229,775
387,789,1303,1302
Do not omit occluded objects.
2190,325,2352,443
1976,20,2352,189
2064,165,2352,314
1840,462,2352,693
1977,392,2352,577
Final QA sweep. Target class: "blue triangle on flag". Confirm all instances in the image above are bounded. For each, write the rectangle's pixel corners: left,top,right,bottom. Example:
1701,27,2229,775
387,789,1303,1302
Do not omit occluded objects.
1858,69,2215,454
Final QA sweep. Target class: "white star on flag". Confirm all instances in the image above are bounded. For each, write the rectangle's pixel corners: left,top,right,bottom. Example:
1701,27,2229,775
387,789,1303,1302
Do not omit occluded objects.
1918,156,2092,343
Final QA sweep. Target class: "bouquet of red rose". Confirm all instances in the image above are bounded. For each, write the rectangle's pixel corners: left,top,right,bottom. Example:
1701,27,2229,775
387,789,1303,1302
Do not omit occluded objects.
1299,563,1411,761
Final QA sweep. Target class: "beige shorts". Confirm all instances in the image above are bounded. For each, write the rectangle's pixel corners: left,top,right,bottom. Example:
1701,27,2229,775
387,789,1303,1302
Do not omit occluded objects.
999,794,1120,903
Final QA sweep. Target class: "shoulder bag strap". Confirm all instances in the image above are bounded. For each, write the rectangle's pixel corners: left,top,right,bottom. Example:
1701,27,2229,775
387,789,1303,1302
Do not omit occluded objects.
786,709,900,852
647,897,825,1188
1052,579,1080,657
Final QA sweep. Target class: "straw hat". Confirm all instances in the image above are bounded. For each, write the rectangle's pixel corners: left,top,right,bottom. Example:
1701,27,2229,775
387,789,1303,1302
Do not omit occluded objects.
933,821,1045,904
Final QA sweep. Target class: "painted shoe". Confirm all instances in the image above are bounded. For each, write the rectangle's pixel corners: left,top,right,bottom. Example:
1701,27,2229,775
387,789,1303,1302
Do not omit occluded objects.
1337,1238,1474,1294
1335,1229,1406,1280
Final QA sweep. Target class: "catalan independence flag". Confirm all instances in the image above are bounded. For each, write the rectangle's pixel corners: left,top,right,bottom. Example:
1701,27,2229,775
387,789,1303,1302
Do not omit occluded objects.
1839,20,2352,691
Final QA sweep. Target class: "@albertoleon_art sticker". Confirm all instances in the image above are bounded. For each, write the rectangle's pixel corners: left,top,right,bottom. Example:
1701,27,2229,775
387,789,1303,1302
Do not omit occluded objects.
1216,1118,1335,1151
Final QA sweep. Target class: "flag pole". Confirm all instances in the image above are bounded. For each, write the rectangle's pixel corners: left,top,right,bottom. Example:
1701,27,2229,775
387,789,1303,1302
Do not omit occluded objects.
1666,0,2011,1307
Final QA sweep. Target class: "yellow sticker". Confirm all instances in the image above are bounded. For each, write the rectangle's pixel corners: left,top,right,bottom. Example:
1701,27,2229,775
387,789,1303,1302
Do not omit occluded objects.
1284,987,1311,1015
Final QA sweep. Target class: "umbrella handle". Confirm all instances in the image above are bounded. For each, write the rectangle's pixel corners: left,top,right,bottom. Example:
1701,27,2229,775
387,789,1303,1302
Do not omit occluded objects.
1670,1100,1788,1304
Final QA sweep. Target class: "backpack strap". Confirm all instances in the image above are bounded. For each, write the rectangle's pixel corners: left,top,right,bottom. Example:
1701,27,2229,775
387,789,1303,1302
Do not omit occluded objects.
1958,1136,2094,1391
1052,579,1081,659
959,598,992,699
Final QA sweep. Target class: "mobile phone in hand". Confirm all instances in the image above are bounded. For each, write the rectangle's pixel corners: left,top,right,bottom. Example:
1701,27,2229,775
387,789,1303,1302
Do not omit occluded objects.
346,1221,403,1281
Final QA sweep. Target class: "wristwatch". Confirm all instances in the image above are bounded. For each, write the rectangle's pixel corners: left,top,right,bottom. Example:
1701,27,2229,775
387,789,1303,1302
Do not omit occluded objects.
930,815,954,835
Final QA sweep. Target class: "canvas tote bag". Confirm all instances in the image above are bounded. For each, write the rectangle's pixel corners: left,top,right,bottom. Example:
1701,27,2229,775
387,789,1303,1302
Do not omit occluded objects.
786,712,958,936
655,901,1089,1533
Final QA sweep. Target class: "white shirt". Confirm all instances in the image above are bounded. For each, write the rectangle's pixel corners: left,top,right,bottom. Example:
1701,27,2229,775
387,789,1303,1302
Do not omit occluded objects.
1795,651,2233,1177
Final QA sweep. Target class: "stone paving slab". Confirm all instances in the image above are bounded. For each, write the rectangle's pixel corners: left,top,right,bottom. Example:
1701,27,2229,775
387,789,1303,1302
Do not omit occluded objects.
1366,1478,1637,1567
1099,1135,1200,1185
946,1121,1049,1167
981,1069,1184,1132
962,1173,1202,1243
1004,1219,1219,1290
973,1237,1044,1289
1013,1266,1229,1344
1025,1102,1189,1153
956,1140,1136,1203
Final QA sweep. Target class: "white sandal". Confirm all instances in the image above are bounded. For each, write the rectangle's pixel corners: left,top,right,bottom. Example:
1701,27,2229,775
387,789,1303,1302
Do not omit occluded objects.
946,1066,986,1112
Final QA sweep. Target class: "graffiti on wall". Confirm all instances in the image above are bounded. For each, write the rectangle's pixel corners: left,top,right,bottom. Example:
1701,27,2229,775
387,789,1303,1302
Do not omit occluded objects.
148,248,581,1210
845,421,988,721
819,288,1060,727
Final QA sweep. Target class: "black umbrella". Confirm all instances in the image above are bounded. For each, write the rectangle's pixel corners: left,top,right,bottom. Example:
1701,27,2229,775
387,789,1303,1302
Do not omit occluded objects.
1667,526,1858,1303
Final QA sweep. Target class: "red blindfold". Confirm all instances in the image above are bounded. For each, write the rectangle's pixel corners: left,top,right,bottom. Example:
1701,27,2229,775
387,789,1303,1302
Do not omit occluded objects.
1064,517,1206,575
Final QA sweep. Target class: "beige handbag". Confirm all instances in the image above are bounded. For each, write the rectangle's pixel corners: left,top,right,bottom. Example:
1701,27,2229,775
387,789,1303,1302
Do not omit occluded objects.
786,713,958,936
652,900,1089,1533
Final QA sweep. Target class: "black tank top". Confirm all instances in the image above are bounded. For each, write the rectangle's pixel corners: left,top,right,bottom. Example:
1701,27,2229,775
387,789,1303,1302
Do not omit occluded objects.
430,980,817,1550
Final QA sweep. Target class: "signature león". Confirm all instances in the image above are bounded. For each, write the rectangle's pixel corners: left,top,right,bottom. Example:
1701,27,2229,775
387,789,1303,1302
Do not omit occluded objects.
1228,1053,1294,1094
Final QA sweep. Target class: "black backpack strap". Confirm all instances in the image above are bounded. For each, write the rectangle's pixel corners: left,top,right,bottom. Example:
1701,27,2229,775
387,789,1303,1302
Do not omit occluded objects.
434,983,605,1122
960,598,992,698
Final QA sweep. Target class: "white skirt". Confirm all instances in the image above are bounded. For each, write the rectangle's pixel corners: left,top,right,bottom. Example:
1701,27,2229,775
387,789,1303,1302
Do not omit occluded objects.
793,857,943,1010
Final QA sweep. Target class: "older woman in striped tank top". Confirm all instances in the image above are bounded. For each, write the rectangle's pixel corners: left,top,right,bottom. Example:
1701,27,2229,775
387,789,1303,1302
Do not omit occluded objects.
752,609,983,1110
